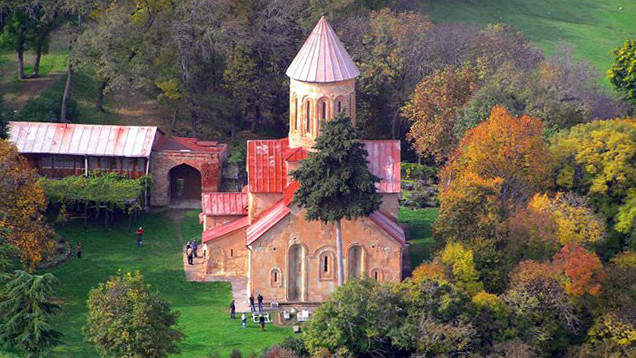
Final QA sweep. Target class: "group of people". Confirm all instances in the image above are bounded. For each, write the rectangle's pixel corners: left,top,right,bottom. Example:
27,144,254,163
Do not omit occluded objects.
185,240,198,265
229,293,267,331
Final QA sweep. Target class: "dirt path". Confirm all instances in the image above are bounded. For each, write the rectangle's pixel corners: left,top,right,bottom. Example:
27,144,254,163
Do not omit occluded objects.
3,74,64,112
111,89,172,128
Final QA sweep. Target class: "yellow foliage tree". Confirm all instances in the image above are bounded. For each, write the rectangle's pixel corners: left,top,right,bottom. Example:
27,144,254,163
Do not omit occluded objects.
528,192,605,247
0,140,53,270
440,242,484,296
552,119,636,237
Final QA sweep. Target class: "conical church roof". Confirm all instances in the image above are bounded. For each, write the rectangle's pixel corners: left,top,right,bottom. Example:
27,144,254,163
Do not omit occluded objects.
286,16,360,83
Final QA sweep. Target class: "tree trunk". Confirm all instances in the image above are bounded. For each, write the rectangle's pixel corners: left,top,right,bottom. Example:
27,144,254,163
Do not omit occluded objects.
336,219,344,286
60,58,73,122
17,47,26,80
32,39,44,78
97,79,108,111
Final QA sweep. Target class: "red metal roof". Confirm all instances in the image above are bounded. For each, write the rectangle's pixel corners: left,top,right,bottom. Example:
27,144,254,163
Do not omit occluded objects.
202,216,249,243
363,140,401,193
246,201,291,245
202,193,248,216
283,181,300,206
9,121,158,157
286,16,360,83
369,211,406,245
156,136,226,153
284,147,308,162
247,138,289,193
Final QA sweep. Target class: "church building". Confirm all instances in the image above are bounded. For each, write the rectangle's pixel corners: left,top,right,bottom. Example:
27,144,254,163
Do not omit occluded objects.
200,17,405,303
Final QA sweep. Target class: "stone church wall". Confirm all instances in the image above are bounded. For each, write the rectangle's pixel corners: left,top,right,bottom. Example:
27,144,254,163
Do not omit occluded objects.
248,207,403,303
205,228,249,276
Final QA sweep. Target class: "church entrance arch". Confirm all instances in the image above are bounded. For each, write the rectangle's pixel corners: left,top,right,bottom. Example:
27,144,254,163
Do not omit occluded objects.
287,244,305,301
168,164,201,204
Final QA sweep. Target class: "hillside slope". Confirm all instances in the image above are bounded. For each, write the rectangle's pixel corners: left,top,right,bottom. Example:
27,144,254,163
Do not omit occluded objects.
423,0,636,75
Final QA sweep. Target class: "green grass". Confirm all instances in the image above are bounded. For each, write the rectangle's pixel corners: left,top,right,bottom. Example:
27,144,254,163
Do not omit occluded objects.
44,211,292,358
398,207,438,268
17,70,120,125
423,0,636,78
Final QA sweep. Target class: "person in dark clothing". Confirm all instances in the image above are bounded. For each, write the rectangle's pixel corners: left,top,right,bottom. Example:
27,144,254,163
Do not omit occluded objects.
76,242,82,259
257,293,264,312
230,300,236,319
192,241,198,258
186,245,193,265
259,315,265,331
249,294,255,313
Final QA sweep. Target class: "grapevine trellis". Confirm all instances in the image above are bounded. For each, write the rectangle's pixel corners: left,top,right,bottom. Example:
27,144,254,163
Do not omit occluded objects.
38,172,152,229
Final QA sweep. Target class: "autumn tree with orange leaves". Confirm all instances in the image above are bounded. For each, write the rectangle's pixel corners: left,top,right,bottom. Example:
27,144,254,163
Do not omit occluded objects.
553,243,606,298
403,65,480,163
0,140,53,270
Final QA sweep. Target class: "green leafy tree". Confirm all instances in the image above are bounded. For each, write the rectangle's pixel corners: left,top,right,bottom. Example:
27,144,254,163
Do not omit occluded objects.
291,113,381,286
83,270,184,358
0,96,9,139
0,270,62,358
608,39,636,111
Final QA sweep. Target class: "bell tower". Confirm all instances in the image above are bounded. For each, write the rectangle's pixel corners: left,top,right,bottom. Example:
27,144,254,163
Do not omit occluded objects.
286,16,360,149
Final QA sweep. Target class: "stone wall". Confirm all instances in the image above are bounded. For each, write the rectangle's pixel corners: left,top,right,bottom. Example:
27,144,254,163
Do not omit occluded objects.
204,228,249,276
248,207,403,303
149,150,225,206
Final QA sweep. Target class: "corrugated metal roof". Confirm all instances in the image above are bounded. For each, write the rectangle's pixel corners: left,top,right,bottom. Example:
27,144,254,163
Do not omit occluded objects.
364,140,401,193
9,121,158,157
247,138,289,193
369,211,406,245
246,201,290,245
202,216,249,243
286,16,360,83
202,193,248,216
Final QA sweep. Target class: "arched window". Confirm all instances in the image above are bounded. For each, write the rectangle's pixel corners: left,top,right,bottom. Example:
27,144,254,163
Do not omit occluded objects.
305,101,311,134
271,268,282,288
321,101,326,120
371,269,383,282
318,251,335,280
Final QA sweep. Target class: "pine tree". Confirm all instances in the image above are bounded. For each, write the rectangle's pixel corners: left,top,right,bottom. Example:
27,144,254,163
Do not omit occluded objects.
0,270,63,358
291,113,382,285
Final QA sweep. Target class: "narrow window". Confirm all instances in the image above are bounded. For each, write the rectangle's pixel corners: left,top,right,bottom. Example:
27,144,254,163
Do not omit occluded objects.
230,249,234,257
294,97,298,130
337,101,342,113
306,102,311,134
323,255,329,273
321,101,326,120
374,271,379,281
274,271,278,282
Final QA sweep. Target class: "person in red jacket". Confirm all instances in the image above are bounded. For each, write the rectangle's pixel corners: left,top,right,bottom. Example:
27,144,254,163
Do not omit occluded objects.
135,227,144,248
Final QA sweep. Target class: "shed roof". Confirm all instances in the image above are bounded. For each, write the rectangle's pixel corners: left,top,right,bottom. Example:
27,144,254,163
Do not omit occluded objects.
246,139,400,194
247,138,289,193
202,192,248,216
9,121,158,158
286,16,360,83
202,216,249,243
364,140,401,193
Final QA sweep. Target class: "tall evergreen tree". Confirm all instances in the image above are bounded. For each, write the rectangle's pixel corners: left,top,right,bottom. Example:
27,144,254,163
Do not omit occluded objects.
0,270,63,358
291,113,382,285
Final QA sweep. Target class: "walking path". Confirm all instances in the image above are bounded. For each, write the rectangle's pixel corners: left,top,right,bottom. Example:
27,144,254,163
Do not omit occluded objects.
182,250,251,312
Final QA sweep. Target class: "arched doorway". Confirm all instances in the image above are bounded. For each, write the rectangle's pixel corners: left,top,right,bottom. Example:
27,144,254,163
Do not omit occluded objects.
169,164,201,204
287,244,304,301
348,245,363,279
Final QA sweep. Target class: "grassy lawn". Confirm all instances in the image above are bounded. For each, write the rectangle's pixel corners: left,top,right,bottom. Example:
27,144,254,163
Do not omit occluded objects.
398,207,438,268
43,211,292,358
422,0,636,77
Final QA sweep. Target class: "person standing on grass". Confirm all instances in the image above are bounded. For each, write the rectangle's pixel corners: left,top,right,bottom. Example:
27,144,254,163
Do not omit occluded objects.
230,300,236,319
192,240,198,258
76,242,82,259
241,312,247,328
186,245,193,265
136,227,144,246
257,293,263,312
259,315,265,331
249,294,255,313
